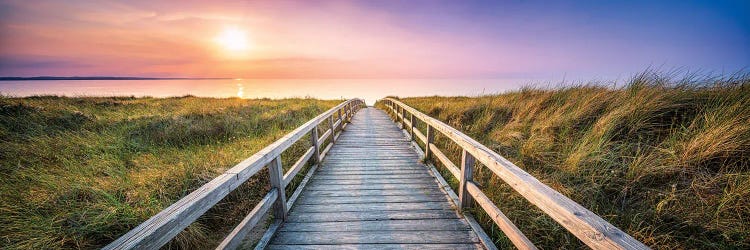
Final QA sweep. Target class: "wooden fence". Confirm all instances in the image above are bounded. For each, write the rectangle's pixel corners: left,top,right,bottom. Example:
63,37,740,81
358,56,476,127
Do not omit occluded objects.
381,98,649,250
104,99,365,250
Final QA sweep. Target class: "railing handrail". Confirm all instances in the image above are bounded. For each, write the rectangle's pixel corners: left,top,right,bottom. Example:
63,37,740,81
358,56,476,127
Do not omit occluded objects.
381,98,648,250
105,98,365,250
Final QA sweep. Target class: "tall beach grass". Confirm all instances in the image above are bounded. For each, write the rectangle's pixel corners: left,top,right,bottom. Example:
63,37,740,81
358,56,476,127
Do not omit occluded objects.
0,96,339,249
378,71,749,249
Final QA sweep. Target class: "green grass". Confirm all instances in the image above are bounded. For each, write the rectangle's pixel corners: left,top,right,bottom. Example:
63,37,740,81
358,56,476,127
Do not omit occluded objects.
377,71,749,249
0,96,340,249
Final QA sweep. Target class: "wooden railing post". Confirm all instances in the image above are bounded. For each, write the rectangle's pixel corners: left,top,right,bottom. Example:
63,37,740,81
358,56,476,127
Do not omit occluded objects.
310,127,321,163
425,125,434,160
346,102,352,122
267,156,288,221
328,115,335,142
409,113,416,140
337,109,343,130
395,105,400,124
459,149,475,212
399,107,405,128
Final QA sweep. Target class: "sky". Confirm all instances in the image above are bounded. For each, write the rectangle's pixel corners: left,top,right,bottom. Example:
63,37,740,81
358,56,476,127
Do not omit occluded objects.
0,0,748,79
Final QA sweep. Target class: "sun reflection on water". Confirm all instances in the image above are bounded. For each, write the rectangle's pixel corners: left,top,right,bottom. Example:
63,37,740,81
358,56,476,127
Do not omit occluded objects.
236,82,244,98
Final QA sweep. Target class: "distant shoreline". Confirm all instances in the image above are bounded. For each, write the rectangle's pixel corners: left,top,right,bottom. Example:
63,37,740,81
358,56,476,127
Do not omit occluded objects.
0,76,231,81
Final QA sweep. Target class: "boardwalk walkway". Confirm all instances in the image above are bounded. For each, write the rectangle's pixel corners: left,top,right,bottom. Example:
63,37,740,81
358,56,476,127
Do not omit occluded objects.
268,107,483,249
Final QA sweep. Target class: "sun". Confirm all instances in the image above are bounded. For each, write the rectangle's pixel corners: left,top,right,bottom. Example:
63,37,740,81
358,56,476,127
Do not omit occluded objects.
214,27,250,52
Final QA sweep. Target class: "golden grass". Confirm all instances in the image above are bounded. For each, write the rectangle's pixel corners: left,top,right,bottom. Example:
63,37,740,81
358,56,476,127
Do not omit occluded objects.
379,71,749,249
0,96,339,249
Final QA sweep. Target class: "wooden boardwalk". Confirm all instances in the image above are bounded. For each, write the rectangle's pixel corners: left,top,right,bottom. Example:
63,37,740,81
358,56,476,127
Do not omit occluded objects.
268,107,483,249
107,99,647,250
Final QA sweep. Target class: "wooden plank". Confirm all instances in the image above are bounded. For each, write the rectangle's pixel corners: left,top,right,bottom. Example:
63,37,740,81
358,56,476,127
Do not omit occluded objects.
385,98,648,250
254,220,282,250
296,194,448,204
282,147,315,187
414,128,427,144
467,181,536,250
272,231,480,245
279,219,471,232
464,214,499,250
285,163,319,212
318,128,332,146
431,145,461,179
312,175,433,181
268,156,288,221
403,117,412,131
410,113,416,140
309,122,322,164
328,115,335,142
302,189,446,197
313,173,432,179
425,125,435,160
423,160,497,250
287,210,460,223
103,174,236,250
269,107,483,249
309,179,435,185
459,150,475,212
268,243,482,250
319,142,333,160
291,202,452,213
315,169,429,175
305,183,438,191
216,189,278,250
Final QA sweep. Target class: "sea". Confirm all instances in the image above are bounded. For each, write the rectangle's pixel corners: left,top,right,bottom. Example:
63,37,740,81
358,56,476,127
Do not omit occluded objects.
0,78,542,105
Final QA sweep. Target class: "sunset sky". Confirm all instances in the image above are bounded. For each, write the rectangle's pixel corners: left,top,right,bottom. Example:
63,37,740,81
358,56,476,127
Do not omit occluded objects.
0,0,748,79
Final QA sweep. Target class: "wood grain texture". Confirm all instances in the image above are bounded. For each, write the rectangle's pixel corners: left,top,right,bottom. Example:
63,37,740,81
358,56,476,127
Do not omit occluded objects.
216,190,278,250
105,99,364,250
268,108,483,249
267,243,483,250
467,181,537,250
384,98,649,250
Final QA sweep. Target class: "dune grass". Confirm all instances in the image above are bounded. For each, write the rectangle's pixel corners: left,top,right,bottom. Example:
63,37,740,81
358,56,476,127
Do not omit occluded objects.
0,96,340,249
378,71,749,249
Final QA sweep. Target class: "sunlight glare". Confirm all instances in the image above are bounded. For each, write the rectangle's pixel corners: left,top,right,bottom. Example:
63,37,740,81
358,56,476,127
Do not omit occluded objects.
215,27,250,52
236,82,244,98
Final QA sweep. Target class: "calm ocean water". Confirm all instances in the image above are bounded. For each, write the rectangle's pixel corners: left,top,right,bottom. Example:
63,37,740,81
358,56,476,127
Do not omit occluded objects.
0,78,534,105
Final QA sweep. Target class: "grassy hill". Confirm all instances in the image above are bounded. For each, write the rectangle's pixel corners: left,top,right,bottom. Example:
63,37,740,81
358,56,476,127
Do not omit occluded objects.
380,72,749,249
0,96,339,249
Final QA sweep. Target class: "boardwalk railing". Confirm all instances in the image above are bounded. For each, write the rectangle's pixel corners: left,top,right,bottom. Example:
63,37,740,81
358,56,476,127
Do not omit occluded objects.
380,98,649,250
105,99,365,250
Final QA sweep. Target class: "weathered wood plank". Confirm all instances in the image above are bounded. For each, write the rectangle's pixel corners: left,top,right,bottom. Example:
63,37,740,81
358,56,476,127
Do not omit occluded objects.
269,107,483,249
313,173,432,179
467,181,536,250
285,163,319,212
296,194,448,204
385,98,648,250
286,210,462,224
459,150,476,212
315,169,429,175
310,178,435,185
216,189,277,250
291,202,453,213
272,231,480,245
279,219,471,232
431,145,461,179
268,243,483,250
254,220,282,250
301,189,446,197
281,147,315,187
305,183,438,191
414,127,427,144
268,156,288,221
